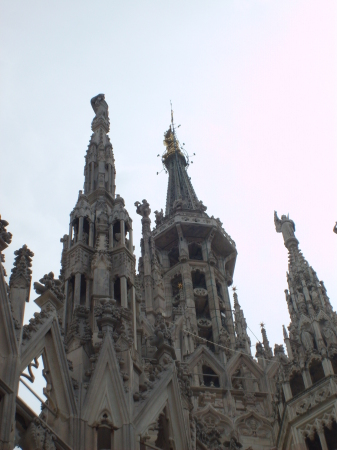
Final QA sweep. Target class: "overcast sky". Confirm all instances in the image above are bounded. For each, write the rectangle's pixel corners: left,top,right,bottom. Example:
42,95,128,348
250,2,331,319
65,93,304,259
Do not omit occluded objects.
1,0,336,414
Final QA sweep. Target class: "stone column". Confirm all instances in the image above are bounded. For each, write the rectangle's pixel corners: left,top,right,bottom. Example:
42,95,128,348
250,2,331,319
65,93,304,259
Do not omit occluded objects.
63,279,69,332
85,278,91,308
89,222,94,247
128,228,133,252
316,423,328,450
322,358,334,376
121,276,128,308
282,382,292,401
78,216,84,242
68,223,73,248
74,273,82,305
181,263,197,328
131,285,137,349
222,283,236,346
120,219,126,246
205,267,222,344
302,370,312,389
109,223,113,249
91,161,95,191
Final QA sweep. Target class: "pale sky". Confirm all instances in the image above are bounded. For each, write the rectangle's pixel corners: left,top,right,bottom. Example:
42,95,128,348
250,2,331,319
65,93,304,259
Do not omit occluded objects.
1,0,336,414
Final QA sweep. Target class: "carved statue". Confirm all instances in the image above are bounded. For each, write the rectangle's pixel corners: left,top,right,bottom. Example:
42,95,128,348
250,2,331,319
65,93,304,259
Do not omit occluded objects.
196,199,207,212
172,196,187,211
322,326,337,347
296,290,306,310
135,199,151,218
274,211,297,244
0,216,12,245
90,93,109,120
154,209,164,226
34,272,65,302
310,287,321,310
301,328,315,351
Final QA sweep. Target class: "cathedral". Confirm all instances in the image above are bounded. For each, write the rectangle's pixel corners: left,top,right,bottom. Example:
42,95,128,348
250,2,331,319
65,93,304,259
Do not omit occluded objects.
0,94,336,450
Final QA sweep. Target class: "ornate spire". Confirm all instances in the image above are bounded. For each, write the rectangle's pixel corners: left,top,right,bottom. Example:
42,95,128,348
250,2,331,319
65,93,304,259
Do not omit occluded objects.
233,289,251,355
9,245,34,287
83,94,116,198
162,107,207,217
260,322,273,359
274,211,334,320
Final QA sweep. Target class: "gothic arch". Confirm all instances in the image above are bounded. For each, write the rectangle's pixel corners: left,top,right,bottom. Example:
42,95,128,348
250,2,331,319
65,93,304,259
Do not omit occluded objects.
234,411,273,440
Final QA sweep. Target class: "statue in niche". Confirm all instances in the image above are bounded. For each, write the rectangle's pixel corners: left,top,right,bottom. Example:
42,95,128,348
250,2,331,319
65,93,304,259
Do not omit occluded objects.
274,211,297,244
322,326,337,347
154,209,164,226
296,290,306,312
301,328,315,351
309,287,321,310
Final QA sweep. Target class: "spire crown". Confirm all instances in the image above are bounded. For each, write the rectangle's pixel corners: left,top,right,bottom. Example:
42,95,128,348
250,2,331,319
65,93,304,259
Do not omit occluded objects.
90,93,110,133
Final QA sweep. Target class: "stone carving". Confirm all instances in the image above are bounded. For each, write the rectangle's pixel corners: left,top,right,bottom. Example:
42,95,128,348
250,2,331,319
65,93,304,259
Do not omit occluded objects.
9,244,34,286
0,216,12,247
135,199,151,218
321,326,337,347
21,357,39,383
90,93,110,131
301,328,315,352
150,314,173,350
172,196,188,211
274,211,297,245
154,209,164,226
34,272,65,302
20,419,56,450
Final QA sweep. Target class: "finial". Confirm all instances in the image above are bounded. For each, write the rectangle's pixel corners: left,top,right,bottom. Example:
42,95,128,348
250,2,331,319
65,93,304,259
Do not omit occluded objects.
283,325,289,339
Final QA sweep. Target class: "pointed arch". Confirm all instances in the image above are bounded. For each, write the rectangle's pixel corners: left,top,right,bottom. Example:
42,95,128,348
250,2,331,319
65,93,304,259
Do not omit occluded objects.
82,334,130,428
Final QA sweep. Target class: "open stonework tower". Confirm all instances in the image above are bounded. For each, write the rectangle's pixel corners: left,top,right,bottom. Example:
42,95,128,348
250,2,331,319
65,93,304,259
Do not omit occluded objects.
0,95,336,450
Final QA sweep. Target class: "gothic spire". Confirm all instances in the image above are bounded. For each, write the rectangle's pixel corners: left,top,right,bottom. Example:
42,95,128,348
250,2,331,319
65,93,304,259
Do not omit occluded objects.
83,94,116,199
162,107,207,217
274,211,334,320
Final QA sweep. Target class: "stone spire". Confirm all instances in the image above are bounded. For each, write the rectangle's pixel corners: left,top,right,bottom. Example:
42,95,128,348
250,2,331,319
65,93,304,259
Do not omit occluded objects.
274,211,334,320
162,108,207,217
83,94,116,199
233,289,251,355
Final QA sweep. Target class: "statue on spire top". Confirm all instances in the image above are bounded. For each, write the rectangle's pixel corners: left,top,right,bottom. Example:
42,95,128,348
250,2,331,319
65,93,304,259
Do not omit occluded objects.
274,211,298,247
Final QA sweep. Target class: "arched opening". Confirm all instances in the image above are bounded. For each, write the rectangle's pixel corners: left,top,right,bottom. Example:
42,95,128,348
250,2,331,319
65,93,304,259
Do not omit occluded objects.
114,277,121,305
202,365,220,387
82,217,90,244
113,221,121,247
155,412,171,450
80,275,86,306
216,280,223,300
192,270,207,290
324,420,337,449
97,426,112,450
72,218,79,244
289,371,305,397
168,246,179,267
171,274,183,306
331,355,337,374
305,431,322,450
66,276,75,327
309,359,325,384
188,242,203,261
